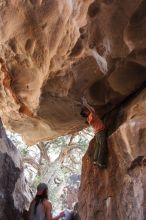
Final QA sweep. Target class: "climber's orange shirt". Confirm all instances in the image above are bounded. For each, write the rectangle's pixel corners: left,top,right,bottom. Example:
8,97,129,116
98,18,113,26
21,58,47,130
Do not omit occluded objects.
87,112,105,133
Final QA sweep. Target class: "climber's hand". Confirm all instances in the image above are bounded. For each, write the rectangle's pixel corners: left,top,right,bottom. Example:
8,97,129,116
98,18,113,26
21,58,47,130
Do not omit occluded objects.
82,96,88,106
82,96,95,113
59,211,65,218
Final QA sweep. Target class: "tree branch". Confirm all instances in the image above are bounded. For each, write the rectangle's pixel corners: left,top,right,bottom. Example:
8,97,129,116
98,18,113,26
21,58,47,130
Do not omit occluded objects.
37,142,51,163
23,156,39,170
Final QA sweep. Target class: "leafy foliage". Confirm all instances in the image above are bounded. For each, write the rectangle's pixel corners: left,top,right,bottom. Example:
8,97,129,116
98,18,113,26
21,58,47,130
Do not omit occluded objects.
7,127,94,210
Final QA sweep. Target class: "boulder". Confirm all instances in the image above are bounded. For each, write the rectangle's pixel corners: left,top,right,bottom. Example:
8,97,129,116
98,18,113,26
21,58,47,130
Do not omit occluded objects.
0,119,31,220
79,88,146,220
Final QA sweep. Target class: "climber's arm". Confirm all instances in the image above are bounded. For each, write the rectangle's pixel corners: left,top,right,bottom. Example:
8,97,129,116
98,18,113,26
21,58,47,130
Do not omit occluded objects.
82,96,95,114
44,200,64,220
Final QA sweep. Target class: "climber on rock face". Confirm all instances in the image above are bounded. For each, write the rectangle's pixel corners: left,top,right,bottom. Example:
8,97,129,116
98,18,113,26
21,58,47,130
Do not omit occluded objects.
80,97,108,168
29,183,65,220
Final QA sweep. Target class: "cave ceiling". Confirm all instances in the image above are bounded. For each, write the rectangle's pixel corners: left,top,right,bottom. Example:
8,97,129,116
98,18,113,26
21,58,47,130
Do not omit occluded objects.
0,0,146,144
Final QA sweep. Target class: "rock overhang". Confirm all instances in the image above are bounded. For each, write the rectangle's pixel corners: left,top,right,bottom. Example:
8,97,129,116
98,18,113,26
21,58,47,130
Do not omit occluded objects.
0,0,146,144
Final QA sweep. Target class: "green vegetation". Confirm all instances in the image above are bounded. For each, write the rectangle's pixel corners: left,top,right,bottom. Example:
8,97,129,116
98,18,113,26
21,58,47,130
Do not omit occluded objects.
7,128,94,210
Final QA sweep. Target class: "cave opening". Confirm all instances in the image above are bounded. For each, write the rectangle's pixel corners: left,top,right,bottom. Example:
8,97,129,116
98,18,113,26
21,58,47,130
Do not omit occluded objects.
7,127,94,217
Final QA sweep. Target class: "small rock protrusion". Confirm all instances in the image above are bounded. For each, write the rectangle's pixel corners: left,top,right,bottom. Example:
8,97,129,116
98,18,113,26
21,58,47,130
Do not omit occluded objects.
79,26,86,34
29,0,43,6
79,25,87,40
25,39,35,54
80,33,87,40
142,158,146,166
89,41,96,49
69,39,83,57
103,0,113,5
88,2,100,18
96,44,105,56
8,38,17,53
128,156,144,171
41,22,47,30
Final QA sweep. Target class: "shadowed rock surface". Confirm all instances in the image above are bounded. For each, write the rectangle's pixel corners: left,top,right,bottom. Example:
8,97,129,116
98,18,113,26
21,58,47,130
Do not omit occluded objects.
0,119,31,220
0,0,145,144
79,88,146,220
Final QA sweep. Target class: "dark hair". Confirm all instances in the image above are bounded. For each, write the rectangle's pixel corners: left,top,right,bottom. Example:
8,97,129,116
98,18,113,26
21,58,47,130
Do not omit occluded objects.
80,107,90,118
34,188,48,215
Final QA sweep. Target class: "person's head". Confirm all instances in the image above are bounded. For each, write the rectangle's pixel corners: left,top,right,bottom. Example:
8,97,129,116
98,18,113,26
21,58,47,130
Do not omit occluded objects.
34,183,48,214
36,183,48,198
80,107,90,118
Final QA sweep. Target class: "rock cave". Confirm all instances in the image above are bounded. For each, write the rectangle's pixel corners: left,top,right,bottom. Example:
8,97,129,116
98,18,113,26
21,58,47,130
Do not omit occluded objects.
0,0,146,219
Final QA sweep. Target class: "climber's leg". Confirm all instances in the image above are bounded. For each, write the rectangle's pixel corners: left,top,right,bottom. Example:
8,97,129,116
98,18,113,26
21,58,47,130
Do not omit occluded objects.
93,134,100,163
94,129,108,168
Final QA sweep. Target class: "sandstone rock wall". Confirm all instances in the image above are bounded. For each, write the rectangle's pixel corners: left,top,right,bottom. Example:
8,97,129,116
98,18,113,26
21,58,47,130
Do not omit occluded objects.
0,0,146,144
0,119,31,220
79,88,146,220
